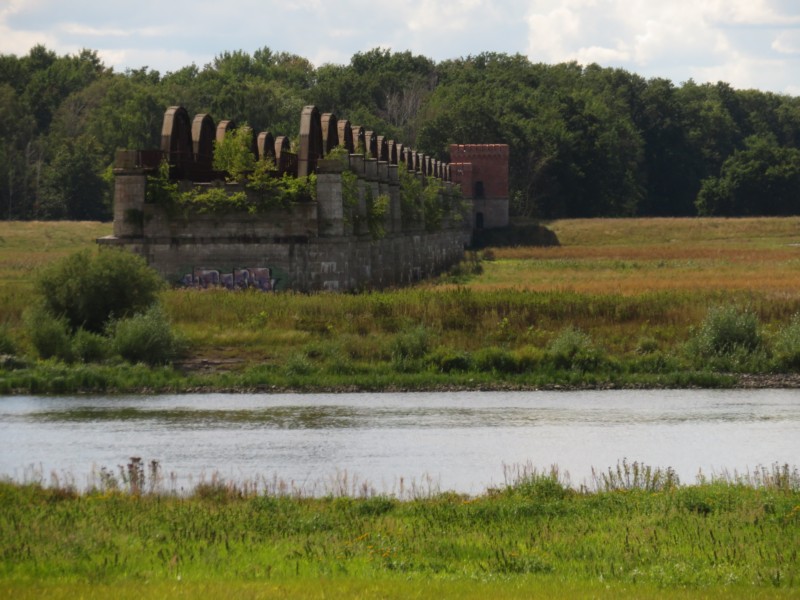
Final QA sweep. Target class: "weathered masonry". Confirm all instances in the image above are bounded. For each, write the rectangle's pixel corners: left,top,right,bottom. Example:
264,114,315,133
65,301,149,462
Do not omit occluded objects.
99,106,509,292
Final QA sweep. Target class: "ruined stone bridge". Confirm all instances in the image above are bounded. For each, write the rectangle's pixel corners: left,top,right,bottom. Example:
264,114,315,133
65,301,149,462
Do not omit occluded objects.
100,105,508,292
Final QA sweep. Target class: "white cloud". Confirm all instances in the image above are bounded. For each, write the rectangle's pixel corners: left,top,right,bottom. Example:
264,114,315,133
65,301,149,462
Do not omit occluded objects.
58,23,170,38
407,0,488,33
0,0,55,55
525,0,800,92
706,0,800,26
0,0,798,94
96,48,204,74
773,30,800,54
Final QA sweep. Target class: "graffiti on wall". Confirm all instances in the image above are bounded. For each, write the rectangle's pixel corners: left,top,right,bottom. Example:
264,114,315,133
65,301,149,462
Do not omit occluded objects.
178,266,288,291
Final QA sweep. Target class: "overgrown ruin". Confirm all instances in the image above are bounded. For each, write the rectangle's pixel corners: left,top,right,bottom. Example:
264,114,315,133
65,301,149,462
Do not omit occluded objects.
99,106,508,292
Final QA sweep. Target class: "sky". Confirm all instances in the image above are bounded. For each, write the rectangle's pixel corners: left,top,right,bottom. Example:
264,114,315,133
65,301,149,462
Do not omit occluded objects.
1,0,799,95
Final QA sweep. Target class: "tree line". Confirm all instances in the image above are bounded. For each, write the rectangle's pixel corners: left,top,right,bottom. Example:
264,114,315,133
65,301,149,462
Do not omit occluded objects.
1,44,799,221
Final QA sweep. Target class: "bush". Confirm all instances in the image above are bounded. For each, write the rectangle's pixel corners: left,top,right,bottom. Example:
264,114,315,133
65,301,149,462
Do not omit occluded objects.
71,329,112,363
0,325,16,355
25,305,73,361
391,326,432,361
428,348,473,373
474,347,521,374
773,313,800,371
110,306,184,365
689,305,762,357
284,352,315,377
35,249,164,333
546,327,600,370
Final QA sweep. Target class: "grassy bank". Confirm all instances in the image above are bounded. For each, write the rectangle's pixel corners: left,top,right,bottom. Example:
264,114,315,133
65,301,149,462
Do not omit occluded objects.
3,218,800,393
1,465,798,597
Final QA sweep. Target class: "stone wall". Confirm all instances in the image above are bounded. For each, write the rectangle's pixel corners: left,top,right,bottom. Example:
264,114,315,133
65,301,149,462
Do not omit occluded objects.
99,153,471,292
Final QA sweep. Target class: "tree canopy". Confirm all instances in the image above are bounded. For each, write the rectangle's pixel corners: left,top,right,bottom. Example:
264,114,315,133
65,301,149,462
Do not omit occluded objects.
1,45,799,220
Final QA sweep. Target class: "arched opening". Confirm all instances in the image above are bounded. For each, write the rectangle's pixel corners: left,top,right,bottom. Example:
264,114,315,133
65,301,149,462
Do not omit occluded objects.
476,212,485,230
474,181,485,199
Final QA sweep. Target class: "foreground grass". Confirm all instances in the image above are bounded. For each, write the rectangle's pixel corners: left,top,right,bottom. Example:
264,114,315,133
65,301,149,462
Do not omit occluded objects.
1,468,798,597
3,218,800,393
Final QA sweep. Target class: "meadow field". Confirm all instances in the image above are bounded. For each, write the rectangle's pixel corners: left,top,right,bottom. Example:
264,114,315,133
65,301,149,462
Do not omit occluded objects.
3,217,800,392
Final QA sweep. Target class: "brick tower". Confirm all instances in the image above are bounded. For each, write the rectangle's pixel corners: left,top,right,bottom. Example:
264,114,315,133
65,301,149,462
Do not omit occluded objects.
450,144,509,229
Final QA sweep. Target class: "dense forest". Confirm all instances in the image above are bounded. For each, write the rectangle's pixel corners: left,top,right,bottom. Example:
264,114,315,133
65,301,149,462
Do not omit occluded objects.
1,44,799,221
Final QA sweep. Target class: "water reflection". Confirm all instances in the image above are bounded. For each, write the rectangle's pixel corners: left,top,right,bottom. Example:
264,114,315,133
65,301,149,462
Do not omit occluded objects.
1,389,798,494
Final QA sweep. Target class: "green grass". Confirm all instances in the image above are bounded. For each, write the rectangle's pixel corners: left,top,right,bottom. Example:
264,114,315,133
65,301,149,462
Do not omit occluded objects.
1,466,798,597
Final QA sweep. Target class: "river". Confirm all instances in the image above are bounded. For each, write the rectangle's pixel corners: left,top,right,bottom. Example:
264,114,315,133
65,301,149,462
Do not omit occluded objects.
1,389,798,495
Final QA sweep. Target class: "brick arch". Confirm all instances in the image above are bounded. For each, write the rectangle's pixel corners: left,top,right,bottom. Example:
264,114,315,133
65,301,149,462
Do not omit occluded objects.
351,126,366,153
376,136,388,162
364,131,377,157
257,131,276,163
321,113,339,155
274,135,293,175
191,113,215,170
337,119,354,153
161,106,193,171
401,147,414,171
215,119,236,143
298,105,322,177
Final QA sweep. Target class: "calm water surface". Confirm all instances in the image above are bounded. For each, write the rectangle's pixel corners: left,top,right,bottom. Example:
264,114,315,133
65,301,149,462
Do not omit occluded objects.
1,389,798,494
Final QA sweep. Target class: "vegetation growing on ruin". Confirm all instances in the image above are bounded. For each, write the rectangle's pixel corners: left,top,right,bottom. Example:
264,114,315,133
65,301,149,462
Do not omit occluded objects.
145,156,316,216
340,166,390,239
397,167,465,230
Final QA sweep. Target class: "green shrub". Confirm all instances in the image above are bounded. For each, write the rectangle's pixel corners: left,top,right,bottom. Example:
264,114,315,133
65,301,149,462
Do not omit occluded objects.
474,346,521,374
773,313,800,370
428,348,473,373
110,306,184,365
213,125,256,181
24,305,73,361
628,351,680,374
285,352,315,377
546,327,600,370
391,326,432,361
635,336,659,355
71,328,112,363
507,471,572,501
36,249,165,333
690,305,762,357
0,325,16,355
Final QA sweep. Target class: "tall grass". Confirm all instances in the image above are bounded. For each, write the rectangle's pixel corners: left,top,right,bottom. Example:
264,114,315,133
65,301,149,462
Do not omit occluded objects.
1,463,798,593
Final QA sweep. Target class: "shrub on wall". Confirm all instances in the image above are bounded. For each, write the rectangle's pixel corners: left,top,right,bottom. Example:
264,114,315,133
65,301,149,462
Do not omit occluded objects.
213,126,256,181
